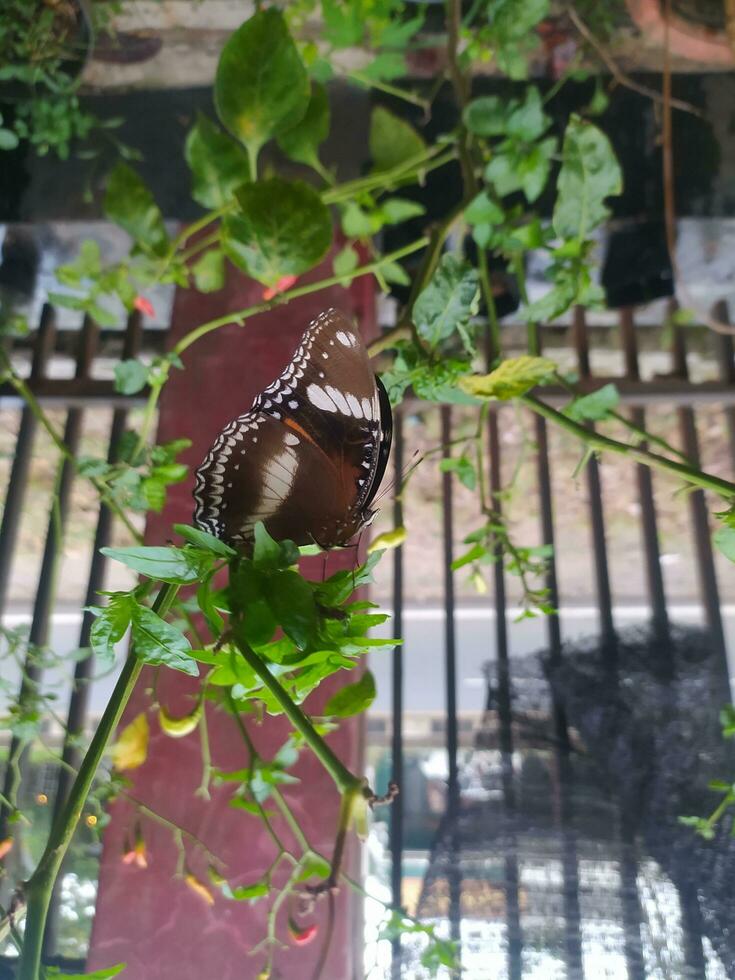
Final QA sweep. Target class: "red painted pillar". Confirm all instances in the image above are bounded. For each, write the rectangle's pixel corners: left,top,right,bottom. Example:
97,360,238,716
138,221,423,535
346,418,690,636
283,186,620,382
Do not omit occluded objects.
87,253,376,980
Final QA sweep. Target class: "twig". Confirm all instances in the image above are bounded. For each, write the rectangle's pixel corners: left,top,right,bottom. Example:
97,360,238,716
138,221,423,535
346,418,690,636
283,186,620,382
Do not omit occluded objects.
567,5,704,119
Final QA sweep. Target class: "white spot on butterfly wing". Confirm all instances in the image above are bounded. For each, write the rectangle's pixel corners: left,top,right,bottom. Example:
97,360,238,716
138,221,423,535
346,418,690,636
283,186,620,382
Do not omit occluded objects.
345,393,363,417
306,383,338,412
324,385,351,416
284,432,300,446
361,397,372,419
335,330,356,348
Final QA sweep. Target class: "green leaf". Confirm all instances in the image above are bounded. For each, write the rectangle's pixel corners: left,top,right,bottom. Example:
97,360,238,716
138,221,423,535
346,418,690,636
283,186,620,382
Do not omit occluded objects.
224,879,269,901
192,249,225,293
341,201,380,239
114,359,149,395
359,52,407,82
379,197,425,224
440,456,476,491
464,191,504,227
184,113,250,208
553,115,622,242
276,82,330,168
174,524,236,557
132,603,198,676
140,476,166,512
297,853,331,882
223,178,332,287
324,670,376,717
451,542,488,571
252,522,286,569
713,526,735,563
0,128,19,151
46,965,126,979
413,254,479,349
459,356,556,400
506,87,549,141
267,570,317,650
565,383,620,422
214,9,309,163
101,546,210,584
88,593,135,664
367,526,407,554
369,106,425,172
463,96,507,137
333,245,359,280
104,163,169,258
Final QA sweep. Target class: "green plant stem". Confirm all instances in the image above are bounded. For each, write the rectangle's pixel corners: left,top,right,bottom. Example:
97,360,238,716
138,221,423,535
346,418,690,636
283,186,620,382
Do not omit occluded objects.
233,641,361,795
171,236,428,359
347,71,430,112
18,582,180,980
521,393,735,499
321,146,453,205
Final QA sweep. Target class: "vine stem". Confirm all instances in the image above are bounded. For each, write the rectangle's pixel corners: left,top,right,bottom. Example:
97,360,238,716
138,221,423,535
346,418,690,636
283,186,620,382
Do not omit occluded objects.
18,582,180,980
233,640,361,796
521,393,735,499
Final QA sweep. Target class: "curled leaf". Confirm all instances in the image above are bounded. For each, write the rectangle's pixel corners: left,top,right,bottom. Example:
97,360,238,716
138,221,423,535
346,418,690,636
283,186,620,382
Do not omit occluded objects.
459,356,556,401
288,915,318,946
367,526,407,554
111,713,149,772
158,700,202,739
185,873,216,906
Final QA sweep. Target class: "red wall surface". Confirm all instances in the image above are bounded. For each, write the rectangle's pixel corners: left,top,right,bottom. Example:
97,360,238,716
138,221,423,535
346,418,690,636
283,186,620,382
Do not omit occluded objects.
87,253,376,980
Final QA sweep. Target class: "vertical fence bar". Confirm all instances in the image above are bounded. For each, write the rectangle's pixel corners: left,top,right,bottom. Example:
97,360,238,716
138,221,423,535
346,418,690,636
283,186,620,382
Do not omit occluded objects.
618,308,669,643
534,329,583,978
572,307,616,653
0,305,56,620
389,409,404,980
0,318,97,838
487,409,523,980
440,406,462,966
44,312,143,956
711,300,735,471
670,314,730,695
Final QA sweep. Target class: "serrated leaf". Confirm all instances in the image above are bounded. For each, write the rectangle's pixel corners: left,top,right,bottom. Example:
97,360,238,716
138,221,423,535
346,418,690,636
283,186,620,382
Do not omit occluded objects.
553,115,622,242
369,106,425,173
506,87,549,141
174,524,236,557
223,178,332,287
214,9,309,162
185,113,250,209
413,254,479,349
111,713,149,771
267,570,317,650
440,455,476,490
324,670,376,717
459,356,556,400
101,546,210,584
713,526,735,563
114,359,148,395
88,593,135,664
132,604,198,676
565,383,620,422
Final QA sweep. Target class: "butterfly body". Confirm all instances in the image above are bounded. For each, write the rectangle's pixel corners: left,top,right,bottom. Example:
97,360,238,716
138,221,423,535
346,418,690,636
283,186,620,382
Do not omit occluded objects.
193,309,392,549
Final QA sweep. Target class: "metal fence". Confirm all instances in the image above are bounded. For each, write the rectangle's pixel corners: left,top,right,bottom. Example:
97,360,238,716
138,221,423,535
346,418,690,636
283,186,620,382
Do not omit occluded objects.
1,301,734,976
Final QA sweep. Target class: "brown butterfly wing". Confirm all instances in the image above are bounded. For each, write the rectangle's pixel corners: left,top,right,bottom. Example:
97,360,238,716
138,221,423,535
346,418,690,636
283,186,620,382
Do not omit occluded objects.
193,309,391,548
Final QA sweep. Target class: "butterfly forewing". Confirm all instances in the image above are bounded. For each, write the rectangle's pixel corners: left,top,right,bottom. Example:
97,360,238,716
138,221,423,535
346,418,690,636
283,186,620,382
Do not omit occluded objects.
194,309,392,548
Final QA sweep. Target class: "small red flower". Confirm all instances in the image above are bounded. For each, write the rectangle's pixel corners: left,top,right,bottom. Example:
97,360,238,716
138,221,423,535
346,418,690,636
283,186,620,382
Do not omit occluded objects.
262,275,298,301
134,295,155,318
288,915,318,946
122,826,148,868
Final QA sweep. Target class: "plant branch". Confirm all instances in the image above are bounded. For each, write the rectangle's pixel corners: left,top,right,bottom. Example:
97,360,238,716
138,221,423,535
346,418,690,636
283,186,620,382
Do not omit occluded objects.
232,639,361,795
521,393,735,499
18,582,180,980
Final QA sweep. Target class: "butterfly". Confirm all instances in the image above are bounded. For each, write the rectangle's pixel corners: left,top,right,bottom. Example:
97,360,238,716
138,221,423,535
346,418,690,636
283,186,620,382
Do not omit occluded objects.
193,308,393,550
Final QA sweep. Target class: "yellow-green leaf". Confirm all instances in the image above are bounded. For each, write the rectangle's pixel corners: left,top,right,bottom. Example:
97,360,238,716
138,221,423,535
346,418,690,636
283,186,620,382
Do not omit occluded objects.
367,526,407,554
111,713,149,771
459,356,556,400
